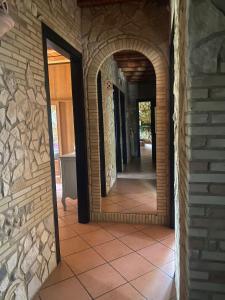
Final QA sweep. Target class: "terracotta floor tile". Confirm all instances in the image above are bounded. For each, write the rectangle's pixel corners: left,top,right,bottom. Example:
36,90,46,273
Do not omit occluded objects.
82,229,115,246
102,203,125,213
64,248,105,274
40,277,91,300
32,295,41,300
141,226,174,241
61,214,78,226
138,243,175,267
60,236,90,257
58,207,75,217
42,262,74,288
160,261,175,278
69,222,101,235
78,264,126,298
119,231,156,251
116,198,142,209
58,218,66,228
161,234,175,251
59,226,78,241
110,252,155,281
96,283,145,300
131,269,175,300
104,224,137,238
94,239,133,261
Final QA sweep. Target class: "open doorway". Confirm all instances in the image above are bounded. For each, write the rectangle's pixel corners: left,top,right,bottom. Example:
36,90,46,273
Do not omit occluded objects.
42,24,89,262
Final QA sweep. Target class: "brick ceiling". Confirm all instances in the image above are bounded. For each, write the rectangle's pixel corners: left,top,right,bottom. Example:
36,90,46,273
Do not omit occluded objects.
114,51,155,83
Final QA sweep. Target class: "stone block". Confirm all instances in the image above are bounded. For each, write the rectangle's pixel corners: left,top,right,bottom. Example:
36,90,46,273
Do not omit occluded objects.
189,206,205,216
190,184,208,193
202,251,225,262
189,228,208,238
190,88,208,99
190,101,225,112
190,137,206,148
190,162,208,172
190,195,225,205
212,114,225,124
210,184,225,195
186,113,208,124
191,75,225,88
208,139,225,148
190,126,225,135
28,275,41,300
191,150,225,160
190,270,209,280
210,162,225,172
211,88,225,98
221,62,225,73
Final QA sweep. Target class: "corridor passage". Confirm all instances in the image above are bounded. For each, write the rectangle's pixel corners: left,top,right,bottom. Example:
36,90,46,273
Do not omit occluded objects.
35,198,175,300
102,144,157,213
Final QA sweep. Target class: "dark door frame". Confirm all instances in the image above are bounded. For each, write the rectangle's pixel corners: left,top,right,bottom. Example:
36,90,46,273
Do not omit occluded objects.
97,72,107,197
119,91,127,165
42,24,90,263
169,23,175,229
113,85,123,172
136,98,156,166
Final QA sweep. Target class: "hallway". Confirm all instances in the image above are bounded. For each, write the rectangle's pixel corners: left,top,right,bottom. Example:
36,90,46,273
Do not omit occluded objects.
102,144,157,213
35,199,175,300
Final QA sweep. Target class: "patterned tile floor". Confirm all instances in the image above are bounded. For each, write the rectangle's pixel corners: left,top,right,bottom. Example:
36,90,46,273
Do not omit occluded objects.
34,199,176,300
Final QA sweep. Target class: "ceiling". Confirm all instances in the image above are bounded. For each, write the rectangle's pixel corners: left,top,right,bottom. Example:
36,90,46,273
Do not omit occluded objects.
113,51,155,83
77,0,130,7
47,49,70,65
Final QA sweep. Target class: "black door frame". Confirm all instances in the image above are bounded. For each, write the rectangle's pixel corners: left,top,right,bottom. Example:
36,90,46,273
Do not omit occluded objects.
42,24,90,263
113,85,123,172
136,99,156,165
169,23,175,229
97,72,107,197
119,91,127,165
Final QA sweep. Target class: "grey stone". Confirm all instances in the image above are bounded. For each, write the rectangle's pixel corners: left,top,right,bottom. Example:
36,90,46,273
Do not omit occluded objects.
210,184,225,195
186,113,208,124
4,72,17,95
36,92,46,106
190,184,208,193
190,270,209,280
189,207,205,216
211,88,225,98
189,88,208,99
3,182,9,197
212,114,225,123
0,274,9,293
48,253,56,274
0,215,5,229
190,195,225,205
42,244,51,261
202,251,225,262
191,75,225,88
7,101,17,125
41,264,48,282
7,251,18,274
21,245,39,274
190,101,225,112
0,128,10,143
221,62,225,73
37,222,44,236
15,148,24,161
190,137,206,148
41,230,49,245
210,162,225,172
0,108,6,126
12,163,24,182
2,166,11,184
27,88,35,103
28,275,41,300
26,63,35,90
189,126,225,135
191,150,225,160
24,233,32,254
14,282,28,300
189,228,207,238
208,139,225,148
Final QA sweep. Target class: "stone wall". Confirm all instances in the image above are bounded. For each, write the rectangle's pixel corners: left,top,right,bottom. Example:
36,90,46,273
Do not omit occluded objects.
172,0,189,299
100,56,127,193
0,0,81,299
187,0,225,299
81,0,171,223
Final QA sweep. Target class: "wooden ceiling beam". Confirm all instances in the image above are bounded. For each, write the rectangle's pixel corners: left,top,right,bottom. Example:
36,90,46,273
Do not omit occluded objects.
77,0,130,7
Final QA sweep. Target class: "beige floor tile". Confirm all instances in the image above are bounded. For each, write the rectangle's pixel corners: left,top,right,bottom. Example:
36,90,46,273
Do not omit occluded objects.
78,264,126,298
141,226,174,241
131,269,175,300
69,222,101,235
138,243,175,267
104,224,137,238
64,248,105,274
40,277,91,300
94,239,133,261
82,229,115,246
119,231,156,251
59,226,78,241
110,252,155,281
160,261,175,278
96,283,145,300
42,262,74,288
60,236,90,257
161,234,175,251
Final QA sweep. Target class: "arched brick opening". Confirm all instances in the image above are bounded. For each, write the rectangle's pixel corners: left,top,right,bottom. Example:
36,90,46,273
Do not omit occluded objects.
85,37,169,224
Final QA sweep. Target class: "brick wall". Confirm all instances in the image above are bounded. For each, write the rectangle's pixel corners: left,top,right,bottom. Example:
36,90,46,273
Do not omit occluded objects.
187,0,225,299
0,1,81,298
81,0,171,224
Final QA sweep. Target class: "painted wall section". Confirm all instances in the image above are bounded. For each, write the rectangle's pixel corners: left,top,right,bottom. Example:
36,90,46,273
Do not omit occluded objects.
0,0,81,299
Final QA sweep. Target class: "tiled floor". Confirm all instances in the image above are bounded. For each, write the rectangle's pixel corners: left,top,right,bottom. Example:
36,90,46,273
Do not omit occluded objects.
102,144,157,213
35,199,176,300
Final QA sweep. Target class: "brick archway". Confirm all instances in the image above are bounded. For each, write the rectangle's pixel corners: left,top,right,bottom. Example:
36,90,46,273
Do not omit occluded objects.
85,37,169,224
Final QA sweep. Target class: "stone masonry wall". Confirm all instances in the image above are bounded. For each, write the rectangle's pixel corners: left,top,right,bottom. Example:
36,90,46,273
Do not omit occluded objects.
0,1,81,299
100,56,127,194
187,1,225,299
173,0,189,299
